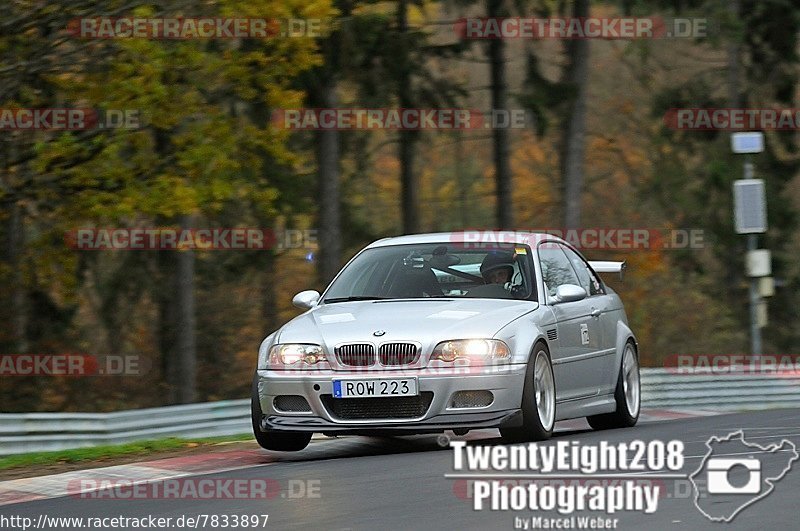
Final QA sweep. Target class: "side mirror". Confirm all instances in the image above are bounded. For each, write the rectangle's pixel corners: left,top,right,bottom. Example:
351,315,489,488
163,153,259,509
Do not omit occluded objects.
292,290,320,309
554,284,587,304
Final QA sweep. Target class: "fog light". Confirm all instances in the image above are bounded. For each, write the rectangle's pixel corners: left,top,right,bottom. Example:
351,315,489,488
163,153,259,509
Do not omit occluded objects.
273,395,312,413
450,390,493,409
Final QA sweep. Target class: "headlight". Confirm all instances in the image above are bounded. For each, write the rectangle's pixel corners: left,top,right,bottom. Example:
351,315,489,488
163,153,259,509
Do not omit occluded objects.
430,339,510,363
265,344,325,368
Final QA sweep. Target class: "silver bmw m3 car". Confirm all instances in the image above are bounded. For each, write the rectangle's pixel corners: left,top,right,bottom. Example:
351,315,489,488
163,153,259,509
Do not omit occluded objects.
252,232,640,451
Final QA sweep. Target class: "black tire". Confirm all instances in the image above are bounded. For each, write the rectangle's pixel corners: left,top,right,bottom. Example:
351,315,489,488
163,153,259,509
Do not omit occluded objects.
251,376,312,451
501,342,555,443
587,341,640,431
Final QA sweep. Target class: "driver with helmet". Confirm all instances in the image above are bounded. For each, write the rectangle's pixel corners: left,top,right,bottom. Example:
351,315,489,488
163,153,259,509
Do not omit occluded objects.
480,251,515,285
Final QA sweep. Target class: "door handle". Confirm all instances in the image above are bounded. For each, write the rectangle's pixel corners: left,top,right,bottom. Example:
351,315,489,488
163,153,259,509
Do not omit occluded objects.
590,309,602,318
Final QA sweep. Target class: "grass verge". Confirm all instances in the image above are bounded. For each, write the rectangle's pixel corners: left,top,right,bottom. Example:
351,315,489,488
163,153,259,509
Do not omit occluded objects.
0,433,253,472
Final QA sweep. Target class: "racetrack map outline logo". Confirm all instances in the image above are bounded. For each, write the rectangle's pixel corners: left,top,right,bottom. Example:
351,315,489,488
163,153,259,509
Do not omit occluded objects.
689,430,799,522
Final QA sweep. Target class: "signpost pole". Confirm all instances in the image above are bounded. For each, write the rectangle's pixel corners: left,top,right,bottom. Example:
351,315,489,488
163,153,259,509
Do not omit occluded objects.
747,232,761,356
744,155,761,356
731,134,767,358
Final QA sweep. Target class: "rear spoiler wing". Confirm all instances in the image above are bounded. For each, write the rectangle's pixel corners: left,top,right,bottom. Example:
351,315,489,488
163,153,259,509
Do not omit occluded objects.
588,261,626,280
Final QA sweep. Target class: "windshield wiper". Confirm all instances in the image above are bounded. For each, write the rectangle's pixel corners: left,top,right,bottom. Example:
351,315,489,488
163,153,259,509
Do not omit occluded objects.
323,296,389,303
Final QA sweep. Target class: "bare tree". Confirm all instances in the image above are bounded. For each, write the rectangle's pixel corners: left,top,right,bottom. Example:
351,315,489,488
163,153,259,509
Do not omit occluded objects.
316,81,342,284
487,0,513,228
8,201,28,353
175,214,197,403
398,0,420,234
560,0,590,229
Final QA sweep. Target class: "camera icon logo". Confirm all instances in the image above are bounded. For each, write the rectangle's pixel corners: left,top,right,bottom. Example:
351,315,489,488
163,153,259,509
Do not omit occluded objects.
706,457,761,494
690,430,798,522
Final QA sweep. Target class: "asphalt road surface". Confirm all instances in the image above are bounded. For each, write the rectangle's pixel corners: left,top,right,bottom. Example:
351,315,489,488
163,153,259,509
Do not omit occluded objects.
6,409,800,531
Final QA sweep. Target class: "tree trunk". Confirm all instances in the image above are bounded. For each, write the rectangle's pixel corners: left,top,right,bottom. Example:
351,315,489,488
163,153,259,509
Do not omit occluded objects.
398,0,420,234
262,251,278,333
399,133,419,233
154,245,175,401
456,131,468,227
726,0,743,108
2,139,28,353
316,81,341,285
175,215,197,403
9,201,28,353
487,0,513,229
560,0,590,229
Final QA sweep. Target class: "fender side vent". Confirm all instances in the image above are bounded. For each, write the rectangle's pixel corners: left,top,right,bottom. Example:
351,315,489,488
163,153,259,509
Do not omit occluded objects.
546,329,558,341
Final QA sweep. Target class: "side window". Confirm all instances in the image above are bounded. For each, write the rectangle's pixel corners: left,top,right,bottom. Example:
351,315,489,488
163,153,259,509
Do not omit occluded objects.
537,244,580,297
562,246,604,296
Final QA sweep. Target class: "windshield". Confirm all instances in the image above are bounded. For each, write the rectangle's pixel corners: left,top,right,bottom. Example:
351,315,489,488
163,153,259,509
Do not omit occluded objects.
323,243,535,302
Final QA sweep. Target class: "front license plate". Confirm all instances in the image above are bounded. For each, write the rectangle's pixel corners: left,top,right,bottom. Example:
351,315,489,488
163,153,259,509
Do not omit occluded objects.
332,378,418,398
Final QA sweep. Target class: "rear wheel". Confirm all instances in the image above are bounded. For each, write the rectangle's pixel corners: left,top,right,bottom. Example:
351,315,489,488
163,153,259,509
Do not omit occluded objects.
501,343,555,443
587,342,640,430
251,376,312,451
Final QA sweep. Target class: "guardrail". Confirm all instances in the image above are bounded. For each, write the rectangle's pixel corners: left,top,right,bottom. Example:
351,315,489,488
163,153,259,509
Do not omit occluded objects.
0,399,250,456
1,369,799,456
641,368,800,411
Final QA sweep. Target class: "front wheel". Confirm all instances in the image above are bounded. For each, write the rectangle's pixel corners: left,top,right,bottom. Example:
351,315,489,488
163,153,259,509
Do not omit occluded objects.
251,376,312,451
587,342,640,430
501,344,555,443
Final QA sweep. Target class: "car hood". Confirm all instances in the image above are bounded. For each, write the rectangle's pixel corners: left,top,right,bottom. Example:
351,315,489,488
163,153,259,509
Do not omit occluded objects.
276,298,537,354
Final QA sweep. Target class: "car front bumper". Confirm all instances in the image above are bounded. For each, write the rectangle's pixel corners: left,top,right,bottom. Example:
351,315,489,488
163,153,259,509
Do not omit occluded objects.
255,364,527,434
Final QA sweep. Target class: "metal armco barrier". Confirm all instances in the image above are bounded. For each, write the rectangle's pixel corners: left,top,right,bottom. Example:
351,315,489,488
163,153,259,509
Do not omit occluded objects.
0,399,250,456
640,368,800,410
1,369,799,456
